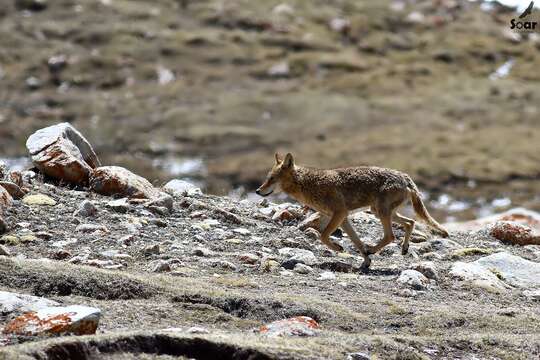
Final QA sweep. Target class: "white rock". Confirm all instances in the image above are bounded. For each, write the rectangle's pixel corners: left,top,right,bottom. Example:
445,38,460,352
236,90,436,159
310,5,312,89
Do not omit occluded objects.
0,291,59,315
278,247,318,266
294,263,313,274
318,271,336,280
163,179,202,196
473,252,540,289
450,261,508,291
397,270,429,290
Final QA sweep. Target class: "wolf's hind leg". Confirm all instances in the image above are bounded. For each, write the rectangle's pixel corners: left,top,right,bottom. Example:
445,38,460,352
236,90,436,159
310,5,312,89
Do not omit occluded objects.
393,212,415,255
341,218,371,270
366,205,395,255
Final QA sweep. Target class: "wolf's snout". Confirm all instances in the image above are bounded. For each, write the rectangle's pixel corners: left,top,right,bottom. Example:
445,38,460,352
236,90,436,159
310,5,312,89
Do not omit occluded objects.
255,189,261,195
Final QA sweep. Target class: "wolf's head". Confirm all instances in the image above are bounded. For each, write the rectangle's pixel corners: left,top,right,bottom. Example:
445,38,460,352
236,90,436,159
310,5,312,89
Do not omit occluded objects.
256,153,294,197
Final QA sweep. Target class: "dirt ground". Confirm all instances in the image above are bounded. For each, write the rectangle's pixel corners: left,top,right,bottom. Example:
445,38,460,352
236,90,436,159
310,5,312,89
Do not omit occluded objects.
0,0,539,216
0,180,539,359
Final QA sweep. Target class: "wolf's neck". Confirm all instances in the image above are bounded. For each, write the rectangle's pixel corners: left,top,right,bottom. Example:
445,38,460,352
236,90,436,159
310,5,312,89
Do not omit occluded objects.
281,166,308,197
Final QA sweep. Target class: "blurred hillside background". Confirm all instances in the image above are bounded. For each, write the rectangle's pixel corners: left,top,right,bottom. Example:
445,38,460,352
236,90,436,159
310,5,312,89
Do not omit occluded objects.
0,0,539,221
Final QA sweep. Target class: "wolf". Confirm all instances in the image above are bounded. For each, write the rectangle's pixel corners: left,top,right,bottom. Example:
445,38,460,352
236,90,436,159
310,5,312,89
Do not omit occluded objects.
256,153,449,270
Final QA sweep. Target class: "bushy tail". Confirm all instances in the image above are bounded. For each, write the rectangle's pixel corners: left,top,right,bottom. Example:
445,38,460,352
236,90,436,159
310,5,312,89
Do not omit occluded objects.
406,177,449,237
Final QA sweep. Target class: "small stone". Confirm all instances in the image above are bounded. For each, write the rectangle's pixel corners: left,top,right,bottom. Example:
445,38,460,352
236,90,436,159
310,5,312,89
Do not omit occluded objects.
119,234,135,246
20,234,37,243
318,271,336,280
207,259,237,270
76,224,108,233
233,228,251,235
259,316,319,337
74,200,97,217
238,253,259,265
163,179,201,196
411,262,439,281
422,252,443,260
0,187,14,209
107,198,130,213
50,249,71,260
186,326,209,334
272,208,301,222
145,193,173,213
347,352,371,360
22,194,56,206
1,235,19,245
397,270,429,290
267,61,290,78
0,244,11,256
150,260,171,273
0,181,25,199
193,247,214,257
298,212,323,231
143,244,161,256
278,247,318,266
15,0,48,11
303,228,319,240
293,263,313,274
523,289,540,301
0,218,8,235
260,258,280,272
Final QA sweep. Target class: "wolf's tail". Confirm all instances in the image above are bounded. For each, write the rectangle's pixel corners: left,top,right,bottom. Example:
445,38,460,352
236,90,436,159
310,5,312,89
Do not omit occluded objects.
405,176,449,237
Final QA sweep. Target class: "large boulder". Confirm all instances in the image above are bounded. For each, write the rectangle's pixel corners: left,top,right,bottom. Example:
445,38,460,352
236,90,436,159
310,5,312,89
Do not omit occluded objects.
90,166,160,199
450,252,540,291
26,123,100,185
474,252,540,289
3,305,101,336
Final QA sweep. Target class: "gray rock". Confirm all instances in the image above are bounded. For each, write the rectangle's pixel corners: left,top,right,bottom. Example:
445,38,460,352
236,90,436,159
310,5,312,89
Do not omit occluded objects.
278,247,318,266
411,261,439,281
0,217,7,235
163,179,202,196
347,353,371,360
0,291,59,315
107,198,130,213
523,289,540,301
74,200,97,217
146,193,173,213
238,253,259,265
293,263,313,274
143,244,161,256
473,252,540,289
450,261,508,292
0,244,11,256
397,269,429,290
76,224,108,233
193,247,214,257
150,260,171,272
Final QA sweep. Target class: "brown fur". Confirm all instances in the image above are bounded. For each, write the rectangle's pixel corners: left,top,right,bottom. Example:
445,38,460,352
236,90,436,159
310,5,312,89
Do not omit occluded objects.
256,153,449,270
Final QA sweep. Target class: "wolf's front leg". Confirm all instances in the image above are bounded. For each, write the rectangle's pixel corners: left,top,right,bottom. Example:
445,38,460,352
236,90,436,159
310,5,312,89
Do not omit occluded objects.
319,210,347,252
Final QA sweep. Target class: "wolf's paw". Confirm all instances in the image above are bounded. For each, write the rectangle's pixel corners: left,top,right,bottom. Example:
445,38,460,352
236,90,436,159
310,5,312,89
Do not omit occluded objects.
401,243,409,255
360,257,371,272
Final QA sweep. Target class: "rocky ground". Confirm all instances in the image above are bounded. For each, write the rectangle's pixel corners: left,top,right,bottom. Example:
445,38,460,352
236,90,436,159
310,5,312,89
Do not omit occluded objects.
1,172,540,359
0,0,539,215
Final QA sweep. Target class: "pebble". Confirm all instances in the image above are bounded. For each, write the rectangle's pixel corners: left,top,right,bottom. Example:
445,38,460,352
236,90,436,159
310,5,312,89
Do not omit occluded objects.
318,271,336,280
74,200,97,217
22,194,56,206
0,245,11,256
293,263,313,274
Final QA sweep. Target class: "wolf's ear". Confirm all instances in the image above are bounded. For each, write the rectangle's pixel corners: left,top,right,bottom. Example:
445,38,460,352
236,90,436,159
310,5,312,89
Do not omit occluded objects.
274,153,282,163
283,153,294,168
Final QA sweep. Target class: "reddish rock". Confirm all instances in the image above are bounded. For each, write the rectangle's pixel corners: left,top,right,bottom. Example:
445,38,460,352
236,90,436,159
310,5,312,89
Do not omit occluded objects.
259,316,320,337
26,123,100,185
3,305,101,336
272,208,301,222
490,221,540,246
446,208,540,232
0,186,13,209
90,166,160,199
298,212,323,231
0,181,26,200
